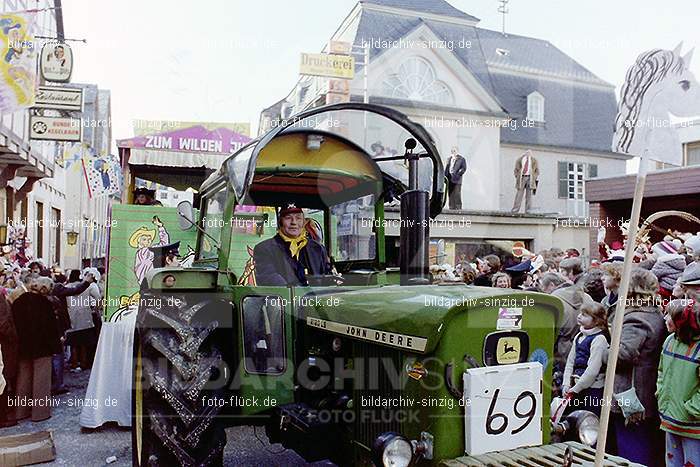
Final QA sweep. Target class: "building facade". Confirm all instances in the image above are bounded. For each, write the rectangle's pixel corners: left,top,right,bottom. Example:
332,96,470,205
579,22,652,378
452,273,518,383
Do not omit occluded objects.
1,2,114,268
61,85,115,269
260,0,632,261
1,0,61,263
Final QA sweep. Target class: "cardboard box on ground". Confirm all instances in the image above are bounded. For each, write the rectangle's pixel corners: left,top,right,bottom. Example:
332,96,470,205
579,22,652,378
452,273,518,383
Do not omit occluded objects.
0,431,56,466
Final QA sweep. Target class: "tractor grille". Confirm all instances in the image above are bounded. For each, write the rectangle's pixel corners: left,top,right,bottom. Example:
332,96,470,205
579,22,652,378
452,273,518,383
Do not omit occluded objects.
352,340,406,450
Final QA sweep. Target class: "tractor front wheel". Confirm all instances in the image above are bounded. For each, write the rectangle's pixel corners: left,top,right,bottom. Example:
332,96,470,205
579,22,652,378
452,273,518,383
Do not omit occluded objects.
132,292,229,467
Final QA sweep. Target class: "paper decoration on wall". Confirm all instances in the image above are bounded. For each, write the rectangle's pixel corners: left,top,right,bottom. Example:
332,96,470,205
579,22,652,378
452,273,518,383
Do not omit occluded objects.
613,43,699,165
82,151,123,198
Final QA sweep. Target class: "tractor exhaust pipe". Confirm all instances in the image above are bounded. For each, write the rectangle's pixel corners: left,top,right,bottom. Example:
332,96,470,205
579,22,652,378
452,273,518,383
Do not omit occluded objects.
399,138,430,285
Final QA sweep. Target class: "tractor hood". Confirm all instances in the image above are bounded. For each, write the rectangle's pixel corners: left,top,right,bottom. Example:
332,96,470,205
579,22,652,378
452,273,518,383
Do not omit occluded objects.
301,285,564,354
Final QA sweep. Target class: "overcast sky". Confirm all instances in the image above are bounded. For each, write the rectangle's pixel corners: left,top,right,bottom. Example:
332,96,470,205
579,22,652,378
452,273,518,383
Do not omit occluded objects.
62,0,700,149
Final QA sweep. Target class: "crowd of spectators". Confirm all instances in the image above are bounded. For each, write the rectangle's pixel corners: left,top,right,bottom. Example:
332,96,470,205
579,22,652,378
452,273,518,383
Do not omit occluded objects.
430,231,700,467
0,259,104,427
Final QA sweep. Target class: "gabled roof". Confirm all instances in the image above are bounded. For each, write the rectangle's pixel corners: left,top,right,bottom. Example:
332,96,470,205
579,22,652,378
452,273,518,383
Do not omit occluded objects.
360,0,480,22
351,5,620,155
475,28,607,84
353,10,498,102
489,72,618,153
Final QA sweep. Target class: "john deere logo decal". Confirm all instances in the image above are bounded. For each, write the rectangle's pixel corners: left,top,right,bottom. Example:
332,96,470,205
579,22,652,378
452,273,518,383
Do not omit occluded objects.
496,336,521,365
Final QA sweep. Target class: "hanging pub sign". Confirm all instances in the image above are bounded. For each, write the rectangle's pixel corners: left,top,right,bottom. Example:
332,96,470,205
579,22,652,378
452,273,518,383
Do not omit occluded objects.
29,115,81,142
34,86,83,111
40,42,73,83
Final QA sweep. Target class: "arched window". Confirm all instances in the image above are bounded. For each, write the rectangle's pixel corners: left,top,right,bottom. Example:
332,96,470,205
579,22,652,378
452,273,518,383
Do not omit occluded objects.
381,57,454,105
527,91,545,122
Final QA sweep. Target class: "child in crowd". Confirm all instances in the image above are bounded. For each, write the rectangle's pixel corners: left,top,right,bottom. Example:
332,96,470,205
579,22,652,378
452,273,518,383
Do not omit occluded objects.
657,299,700,467
562,302,610,416
491,272,511,288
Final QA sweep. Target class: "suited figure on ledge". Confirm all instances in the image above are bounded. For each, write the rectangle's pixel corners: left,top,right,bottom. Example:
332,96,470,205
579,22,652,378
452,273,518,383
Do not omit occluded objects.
511,149,539,213
445,146,467,210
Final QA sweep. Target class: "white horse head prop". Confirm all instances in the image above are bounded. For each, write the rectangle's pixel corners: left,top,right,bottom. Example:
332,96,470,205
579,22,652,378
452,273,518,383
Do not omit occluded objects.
613,43,700,164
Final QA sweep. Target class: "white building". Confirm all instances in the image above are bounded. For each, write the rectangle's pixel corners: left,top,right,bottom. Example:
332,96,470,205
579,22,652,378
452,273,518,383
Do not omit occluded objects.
1,1,62,264
260,0,631,259
61,85,115,269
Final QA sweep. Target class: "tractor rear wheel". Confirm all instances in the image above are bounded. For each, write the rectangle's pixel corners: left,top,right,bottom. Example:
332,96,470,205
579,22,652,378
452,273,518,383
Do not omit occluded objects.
132,292,229,467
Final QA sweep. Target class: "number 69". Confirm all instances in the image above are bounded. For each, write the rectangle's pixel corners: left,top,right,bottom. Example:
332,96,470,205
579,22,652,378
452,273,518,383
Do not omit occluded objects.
485,389,537,435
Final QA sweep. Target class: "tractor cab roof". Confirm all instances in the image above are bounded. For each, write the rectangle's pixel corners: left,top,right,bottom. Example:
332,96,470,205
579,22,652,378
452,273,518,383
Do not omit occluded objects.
203,103,446,216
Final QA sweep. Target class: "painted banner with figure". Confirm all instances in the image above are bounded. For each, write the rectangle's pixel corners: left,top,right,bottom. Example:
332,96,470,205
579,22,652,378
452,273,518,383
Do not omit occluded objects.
104,204,330,321
0,13,37,112
104,205,199,322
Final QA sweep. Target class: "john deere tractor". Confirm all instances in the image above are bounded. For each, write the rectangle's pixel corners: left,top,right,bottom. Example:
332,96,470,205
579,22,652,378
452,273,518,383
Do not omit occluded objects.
132,103,638,466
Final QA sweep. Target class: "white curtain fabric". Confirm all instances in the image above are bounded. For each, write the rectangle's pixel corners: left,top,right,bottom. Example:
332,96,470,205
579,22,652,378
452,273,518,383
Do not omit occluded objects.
79,311,137,428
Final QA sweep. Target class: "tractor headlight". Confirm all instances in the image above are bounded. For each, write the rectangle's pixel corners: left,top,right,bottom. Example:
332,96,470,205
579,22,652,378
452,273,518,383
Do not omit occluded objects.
567,410,599,446
373,432,413,467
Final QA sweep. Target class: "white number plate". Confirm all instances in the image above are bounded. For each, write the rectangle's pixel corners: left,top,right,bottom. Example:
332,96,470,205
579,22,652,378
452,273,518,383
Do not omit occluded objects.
463,362,542,456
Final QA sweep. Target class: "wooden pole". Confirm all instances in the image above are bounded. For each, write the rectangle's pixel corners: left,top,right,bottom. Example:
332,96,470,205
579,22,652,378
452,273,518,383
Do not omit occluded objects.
594,160,648,465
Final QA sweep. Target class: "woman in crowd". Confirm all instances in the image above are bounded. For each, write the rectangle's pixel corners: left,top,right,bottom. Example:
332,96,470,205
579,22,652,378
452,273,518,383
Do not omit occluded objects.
562,302,610,416
491,272,511,288
474,255,500,286
657,299,700,467
601,262,622,320
611,268,667,467
66,269,101,371
11,276,61,422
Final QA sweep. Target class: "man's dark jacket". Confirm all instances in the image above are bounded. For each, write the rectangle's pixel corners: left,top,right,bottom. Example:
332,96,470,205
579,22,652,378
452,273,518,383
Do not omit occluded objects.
254,235,331,286
11,292,62,359
0,295,18,380
447,154,467,184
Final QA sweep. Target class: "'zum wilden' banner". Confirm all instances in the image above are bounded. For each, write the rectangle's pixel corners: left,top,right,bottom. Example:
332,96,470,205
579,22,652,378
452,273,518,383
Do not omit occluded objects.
104,204,278,321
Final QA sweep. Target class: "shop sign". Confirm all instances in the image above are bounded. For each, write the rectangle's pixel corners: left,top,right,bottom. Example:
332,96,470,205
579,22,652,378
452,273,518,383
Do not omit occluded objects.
34,86,82,110
40,42,73,82
300,53,354,79
29,115,81,142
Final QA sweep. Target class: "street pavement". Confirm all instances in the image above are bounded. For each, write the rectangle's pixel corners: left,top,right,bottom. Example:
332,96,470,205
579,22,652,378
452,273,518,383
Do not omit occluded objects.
0,370,333,466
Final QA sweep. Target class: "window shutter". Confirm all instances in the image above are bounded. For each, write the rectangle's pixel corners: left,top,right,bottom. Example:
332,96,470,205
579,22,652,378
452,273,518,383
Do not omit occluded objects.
588,163,598,178
558,162,568,198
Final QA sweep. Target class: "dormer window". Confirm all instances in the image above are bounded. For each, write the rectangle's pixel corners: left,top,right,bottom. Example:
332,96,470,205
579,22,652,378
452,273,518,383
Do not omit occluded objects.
527,91,545,123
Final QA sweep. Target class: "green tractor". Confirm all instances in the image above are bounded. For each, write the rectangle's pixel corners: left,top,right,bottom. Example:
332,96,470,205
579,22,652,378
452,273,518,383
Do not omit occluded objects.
131,104,636,466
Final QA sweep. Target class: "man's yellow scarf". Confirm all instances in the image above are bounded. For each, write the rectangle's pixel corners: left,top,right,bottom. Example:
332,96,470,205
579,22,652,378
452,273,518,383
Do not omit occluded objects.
278,229,308,259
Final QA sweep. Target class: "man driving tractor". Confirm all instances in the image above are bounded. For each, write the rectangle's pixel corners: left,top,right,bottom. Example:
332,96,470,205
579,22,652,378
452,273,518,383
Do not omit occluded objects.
253,201,332,286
